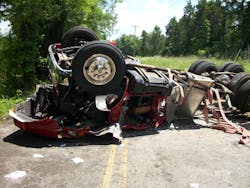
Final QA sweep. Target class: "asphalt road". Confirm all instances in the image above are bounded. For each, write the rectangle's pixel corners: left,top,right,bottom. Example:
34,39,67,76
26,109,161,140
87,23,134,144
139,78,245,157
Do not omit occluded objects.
0,116,249,188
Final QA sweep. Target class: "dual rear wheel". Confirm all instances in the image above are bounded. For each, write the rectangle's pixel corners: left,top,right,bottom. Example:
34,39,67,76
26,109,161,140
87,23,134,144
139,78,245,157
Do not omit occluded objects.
218,62,244,73
188,60,217,75
228,73,250,112
188,60,244,75
189,60,249,112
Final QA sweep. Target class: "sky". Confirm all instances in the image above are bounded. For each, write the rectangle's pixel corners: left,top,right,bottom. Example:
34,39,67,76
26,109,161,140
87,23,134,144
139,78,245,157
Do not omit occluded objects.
0,21,10,34
109,0,198,39
0,0,198,38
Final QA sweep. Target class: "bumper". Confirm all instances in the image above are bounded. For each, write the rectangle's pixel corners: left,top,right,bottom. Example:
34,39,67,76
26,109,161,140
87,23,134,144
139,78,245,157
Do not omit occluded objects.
9,100,89,139
9,100,121,141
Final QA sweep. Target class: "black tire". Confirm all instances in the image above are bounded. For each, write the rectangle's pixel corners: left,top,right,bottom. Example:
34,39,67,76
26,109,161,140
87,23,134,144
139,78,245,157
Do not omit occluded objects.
72,41,125,95
228,73,250,109
194,61,218,75
218,62,233,72
227,72,250,91
62,26,98,48
188,60,206,73
234,80,250,112
224,63,244,73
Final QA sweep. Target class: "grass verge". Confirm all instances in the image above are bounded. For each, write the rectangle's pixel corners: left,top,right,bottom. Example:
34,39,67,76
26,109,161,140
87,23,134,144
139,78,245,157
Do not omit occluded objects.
0,97,24,121
139,56,250,73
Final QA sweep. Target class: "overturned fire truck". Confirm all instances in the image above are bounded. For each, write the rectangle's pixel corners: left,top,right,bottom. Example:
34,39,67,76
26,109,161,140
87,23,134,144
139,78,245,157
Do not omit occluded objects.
9,26,250,144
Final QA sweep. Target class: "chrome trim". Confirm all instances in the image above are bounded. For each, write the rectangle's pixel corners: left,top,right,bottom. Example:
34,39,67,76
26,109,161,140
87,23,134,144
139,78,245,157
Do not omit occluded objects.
48,44,72,76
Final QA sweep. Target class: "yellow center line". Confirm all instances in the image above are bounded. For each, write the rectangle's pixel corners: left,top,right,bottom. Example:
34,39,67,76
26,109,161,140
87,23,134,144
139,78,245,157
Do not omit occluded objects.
118,139,128,188
102,144,117,188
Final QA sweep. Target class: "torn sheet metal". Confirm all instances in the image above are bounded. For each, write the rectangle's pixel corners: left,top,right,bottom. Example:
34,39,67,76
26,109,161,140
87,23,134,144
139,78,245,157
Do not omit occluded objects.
89,123,122,142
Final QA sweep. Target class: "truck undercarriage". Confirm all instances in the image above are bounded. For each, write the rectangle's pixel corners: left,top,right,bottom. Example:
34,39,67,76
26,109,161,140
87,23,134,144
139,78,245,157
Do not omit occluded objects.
9,27,250,144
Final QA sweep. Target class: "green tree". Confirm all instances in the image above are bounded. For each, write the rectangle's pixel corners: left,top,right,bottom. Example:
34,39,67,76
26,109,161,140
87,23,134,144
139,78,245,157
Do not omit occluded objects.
164,17,181,56
116,34,140,56
163,0,250,58
192,0,210,55
223,0,248,58
140,30,150,56
0,0,120,96
178,0,195,55
242,1,250,59
150,25,165,56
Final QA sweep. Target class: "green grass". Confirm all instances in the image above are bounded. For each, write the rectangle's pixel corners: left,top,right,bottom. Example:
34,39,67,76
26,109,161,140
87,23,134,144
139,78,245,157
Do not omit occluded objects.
0,97,24,120
138,56,250,73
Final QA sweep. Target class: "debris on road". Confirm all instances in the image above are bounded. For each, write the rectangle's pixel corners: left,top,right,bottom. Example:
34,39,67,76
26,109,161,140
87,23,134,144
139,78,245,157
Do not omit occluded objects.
32,153,44,158
71,157,84,164
4,171,27,180
189,183,200,188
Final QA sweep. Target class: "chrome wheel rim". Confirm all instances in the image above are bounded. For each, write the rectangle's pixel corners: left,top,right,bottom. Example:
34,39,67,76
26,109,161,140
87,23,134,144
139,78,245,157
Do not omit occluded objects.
83,54,116,85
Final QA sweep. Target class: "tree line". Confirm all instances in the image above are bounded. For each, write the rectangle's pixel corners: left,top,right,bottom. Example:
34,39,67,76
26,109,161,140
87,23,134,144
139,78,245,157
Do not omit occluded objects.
0,0,249,97
116,0,250,59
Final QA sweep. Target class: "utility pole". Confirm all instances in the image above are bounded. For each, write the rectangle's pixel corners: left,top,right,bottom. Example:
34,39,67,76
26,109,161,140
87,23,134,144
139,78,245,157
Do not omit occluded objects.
132,25,139,56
